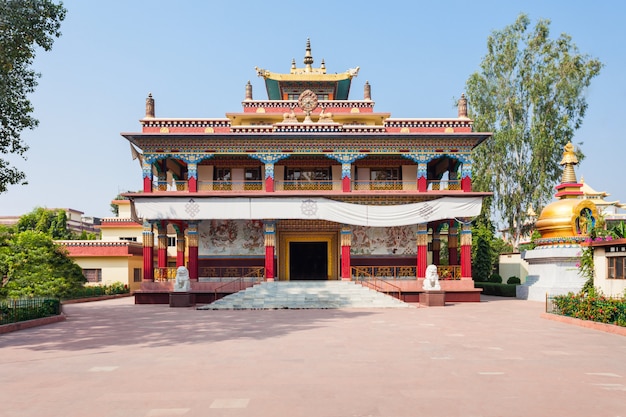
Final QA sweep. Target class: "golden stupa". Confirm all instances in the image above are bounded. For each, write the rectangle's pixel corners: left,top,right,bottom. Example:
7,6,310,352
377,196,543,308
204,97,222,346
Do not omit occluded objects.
534,142,598,245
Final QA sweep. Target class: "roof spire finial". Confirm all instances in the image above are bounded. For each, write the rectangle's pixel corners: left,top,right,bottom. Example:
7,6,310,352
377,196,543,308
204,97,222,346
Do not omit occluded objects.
145,93,155,118
245,80,253,101
458,93,468,118
304,38,313,72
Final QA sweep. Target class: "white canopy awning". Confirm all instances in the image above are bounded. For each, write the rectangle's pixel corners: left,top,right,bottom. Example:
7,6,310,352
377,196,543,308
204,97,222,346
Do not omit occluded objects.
132,196,483,227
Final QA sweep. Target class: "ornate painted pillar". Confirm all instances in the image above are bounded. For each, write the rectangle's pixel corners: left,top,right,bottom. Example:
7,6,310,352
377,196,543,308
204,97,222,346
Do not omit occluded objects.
264,221,276,281
416,223,428,278
431,231,441,265
341,163,351,192
265,163,275,192
157,222,168,272
187,162,198,192
181,154,212,193
448,223,459,266
340,226,352,280
250,153,289,193
187,221,199,281
142,220,154,281
326,153,366,192
461,160,472,192
174,224,186,267
417,160,428,192
142,157,154,193
460,222,472,279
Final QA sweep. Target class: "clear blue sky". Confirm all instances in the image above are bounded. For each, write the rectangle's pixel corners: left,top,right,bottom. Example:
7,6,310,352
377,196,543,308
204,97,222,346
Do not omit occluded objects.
1,0,624,219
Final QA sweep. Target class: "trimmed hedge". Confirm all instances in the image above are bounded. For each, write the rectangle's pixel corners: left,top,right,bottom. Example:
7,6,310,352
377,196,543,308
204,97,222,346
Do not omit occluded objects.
0,298,61,325
474,282,518,297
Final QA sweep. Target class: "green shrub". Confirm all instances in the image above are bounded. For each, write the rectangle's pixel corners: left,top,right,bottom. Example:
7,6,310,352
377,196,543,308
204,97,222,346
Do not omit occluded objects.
63,282,129,300
488,273,502,283
474,282,517,297
507,276,521,284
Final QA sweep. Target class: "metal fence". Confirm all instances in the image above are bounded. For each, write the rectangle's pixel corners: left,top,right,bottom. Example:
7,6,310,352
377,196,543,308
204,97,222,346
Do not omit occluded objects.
0,298,62,325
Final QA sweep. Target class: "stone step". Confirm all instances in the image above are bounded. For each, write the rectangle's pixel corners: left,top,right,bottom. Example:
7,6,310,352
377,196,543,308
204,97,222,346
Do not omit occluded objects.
197,281,413,310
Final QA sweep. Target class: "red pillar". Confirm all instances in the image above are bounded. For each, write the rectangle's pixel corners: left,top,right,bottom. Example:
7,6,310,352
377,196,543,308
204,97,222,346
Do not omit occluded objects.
460,224,472,279
461,176,472,192
448,225,459,266
342,176,351,192
416,224,428,278
188,177,197,192
341,226,352,280
418,176,427,192
264,221,276,280
265,176,274,192
142,222,154,281
187,222,199,281
265,246,275,280
143,176,152,193
157,223,167,270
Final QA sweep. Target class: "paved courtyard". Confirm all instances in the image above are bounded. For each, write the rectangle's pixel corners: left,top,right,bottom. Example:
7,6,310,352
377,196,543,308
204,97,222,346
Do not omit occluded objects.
1,296,625,417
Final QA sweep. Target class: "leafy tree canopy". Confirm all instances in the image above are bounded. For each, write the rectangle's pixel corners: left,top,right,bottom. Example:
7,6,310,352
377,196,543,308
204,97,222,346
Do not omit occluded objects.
0,0,66,193
0,229,86,298
17,207,74,239
466,13,602,250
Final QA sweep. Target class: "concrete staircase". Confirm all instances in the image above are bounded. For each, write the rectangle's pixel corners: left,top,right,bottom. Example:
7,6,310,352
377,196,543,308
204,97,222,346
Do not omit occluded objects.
197,281,414,310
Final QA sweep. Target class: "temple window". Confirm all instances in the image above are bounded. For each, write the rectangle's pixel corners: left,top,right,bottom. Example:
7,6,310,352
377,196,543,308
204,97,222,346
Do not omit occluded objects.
83,269,102,283
607,256,626,279
245,167,263,190
369,167,402,190
214,167,232,190
284,167,332,190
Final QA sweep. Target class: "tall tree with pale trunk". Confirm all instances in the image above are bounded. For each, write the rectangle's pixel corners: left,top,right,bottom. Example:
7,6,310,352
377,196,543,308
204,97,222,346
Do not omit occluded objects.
466,14,602,250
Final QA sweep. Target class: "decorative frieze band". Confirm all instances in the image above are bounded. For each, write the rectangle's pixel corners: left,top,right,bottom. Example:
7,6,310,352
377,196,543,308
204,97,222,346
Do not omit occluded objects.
140,119,231,128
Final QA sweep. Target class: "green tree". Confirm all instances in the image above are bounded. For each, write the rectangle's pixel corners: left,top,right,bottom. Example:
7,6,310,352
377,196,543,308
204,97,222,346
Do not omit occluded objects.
472,220,494,282
0,229,86,298
17,207,74,239
0,0,67,192
466,14,602,250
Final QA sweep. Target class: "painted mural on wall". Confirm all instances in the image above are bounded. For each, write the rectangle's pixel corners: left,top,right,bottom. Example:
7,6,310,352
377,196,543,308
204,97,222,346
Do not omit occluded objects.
198,220,264,255
351,225,417,255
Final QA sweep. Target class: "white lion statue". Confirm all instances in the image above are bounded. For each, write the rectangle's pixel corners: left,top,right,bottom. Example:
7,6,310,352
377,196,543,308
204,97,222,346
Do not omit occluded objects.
173,266,190,292
423,264,441,291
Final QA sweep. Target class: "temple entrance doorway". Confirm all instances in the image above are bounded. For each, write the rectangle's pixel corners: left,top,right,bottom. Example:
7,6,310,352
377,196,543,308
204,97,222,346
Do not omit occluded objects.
279,231,338,280
289,242,328,280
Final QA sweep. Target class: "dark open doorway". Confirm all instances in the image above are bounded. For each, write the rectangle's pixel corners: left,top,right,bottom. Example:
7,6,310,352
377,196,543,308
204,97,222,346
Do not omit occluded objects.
289,242,328,280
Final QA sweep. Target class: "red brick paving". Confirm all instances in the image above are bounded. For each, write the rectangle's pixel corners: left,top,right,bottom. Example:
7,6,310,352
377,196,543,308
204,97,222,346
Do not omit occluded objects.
1,296,625,417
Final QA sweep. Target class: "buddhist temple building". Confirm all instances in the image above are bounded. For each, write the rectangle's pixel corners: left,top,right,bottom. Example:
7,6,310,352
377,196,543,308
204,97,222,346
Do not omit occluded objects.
121,41,492,302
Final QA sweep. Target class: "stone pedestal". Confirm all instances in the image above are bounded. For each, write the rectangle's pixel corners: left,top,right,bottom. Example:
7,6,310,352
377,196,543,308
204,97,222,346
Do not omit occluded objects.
169,292,194,307
517,247,584,301
419,290,445,307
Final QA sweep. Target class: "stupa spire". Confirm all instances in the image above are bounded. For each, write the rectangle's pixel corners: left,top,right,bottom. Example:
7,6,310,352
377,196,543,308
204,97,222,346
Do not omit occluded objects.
304,38,313,72
560,142,579,184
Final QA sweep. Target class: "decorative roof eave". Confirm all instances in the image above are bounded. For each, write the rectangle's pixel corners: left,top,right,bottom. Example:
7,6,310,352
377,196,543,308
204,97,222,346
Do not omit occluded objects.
121,131,491,142
241,100,376,110
257,71,356,83
225,112,390,126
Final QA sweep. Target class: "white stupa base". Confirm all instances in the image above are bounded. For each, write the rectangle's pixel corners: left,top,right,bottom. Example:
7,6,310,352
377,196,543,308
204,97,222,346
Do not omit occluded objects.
516,246,585,301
